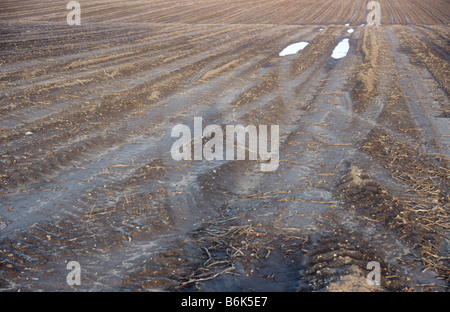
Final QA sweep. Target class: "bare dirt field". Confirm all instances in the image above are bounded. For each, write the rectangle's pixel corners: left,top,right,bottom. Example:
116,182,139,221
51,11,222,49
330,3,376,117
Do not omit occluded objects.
0,0,449,292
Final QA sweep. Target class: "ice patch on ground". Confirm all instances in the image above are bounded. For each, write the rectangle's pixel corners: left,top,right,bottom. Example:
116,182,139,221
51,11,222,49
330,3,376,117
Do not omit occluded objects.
347,28,354,33
279,42,309,56
331,38,350,59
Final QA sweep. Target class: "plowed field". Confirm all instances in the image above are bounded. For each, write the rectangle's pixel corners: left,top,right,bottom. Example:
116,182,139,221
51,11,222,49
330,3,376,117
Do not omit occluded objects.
0,0,449,292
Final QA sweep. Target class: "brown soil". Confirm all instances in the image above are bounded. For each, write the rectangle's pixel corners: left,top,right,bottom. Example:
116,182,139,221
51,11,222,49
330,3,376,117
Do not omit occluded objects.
0,0,448,292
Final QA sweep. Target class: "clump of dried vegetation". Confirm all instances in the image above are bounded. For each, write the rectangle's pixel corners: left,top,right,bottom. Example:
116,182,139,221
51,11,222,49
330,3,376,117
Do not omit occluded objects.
340,127,450,283
176,215,308,289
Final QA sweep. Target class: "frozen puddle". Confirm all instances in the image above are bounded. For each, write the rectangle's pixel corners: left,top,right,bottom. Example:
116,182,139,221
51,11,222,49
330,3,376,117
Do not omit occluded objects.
347,28,354,33
331,38,350,59
279,42,309,56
